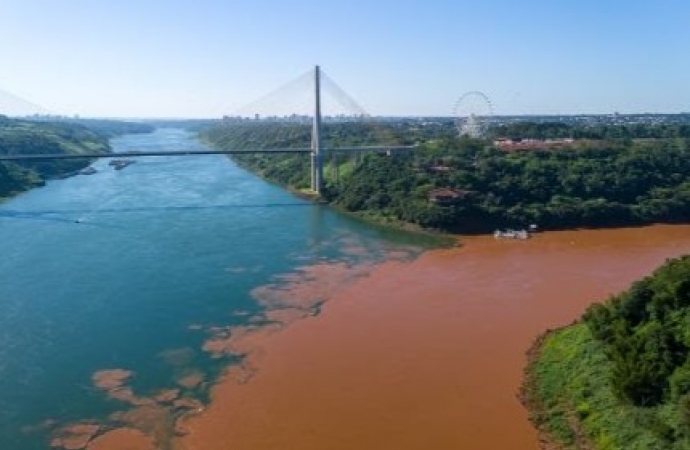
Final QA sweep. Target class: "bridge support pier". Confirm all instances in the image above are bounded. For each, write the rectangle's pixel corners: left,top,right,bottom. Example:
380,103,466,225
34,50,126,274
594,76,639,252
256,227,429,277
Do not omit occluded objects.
310,152,323,194
310,65,324,194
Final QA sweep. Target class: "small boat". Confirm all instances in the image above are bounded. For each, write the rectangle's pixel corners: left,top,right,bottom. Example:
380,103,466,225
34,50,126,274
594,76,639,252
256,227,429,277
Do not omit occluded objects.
109,159,135,170
79,167,98,175
494,228,530,240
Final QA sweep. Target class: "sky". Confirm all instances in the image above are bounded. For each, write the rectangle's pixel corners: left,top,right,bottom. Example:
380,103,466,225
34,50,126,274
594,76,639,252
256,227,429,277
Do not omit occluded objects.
0,0,689,118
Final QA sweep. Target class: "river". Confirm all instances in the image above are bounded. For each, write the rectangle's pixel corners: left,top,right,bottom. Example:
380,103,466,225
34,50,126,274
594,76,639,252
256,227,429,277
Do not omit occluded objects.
2,128,690,450
0,128,430,450
174,225,690,450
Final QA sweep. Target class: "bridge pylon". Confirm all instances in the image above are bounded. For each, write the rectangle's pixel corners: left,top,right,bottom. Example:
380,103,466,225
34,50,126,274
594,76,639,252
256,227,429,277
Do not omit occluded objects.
310,65,324,194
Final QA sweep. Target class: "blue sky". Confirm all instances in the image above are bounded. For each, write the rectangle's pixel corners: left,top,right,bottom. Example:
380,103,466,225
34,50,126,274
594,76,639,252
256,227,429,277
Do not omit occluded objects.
0,0,688,117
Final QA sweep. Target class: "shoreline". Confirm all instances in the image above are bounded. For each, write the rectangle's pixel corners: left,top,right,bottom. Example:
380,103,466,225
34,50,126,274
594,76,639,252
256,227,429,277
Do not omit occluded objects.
519,326,589,450
518,253,690,450
0,153,112,205
520,329,560,450
220,152,459,245
223,151,690,244
209,134,690,239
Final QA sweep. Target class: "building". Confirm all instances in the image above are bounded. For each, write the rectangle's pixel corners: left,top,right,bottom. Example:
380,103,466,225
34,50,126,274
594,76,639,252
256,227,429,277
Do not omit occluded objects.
428,188,470,206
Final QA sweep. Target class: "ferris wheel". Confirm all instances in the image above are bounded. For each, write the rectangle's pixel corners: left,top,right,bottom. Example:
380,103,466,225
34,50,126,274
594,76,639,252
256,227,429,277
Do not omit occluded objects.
452,91,493,138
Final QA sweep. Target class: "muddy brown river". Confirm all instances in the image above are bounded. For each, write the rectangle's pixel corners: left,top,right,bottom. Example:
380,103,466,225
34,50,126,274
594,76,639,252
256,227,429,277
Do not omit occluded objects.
163,225,690,450
75,225,690,450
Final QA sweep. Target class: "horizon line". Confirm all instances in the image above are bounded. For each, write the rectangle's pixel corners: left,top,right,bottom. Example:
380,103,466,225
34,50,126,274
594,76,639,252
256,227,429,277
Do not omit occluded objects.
4,111,690,121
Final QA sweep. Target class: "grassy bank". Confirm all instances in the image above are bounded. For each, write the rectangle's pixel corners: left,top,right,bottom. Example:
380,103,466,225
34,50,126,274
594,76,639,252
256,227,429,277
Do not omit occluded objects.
524,324,635,449
523,256,690,450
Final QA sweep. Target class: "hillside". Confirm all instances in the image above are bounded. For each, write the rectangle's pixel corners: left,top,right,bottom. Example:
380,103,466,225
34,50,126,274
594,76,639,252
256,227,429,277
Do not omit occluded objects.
0,116,137,200
523,255,690,449
201,120,690,233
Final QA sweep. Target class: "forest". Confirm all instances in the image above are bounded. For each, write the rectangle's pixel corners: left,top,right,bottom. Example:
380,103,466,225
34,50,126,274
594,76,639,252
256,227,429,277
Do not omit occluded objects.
201,119,690,232
493,120,690,140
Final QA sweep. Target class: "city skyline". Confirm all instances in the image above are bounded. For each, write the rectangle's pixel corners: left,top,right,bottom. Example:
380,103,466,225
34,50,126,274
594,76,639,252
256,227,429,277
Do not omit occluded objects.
1,0,689,118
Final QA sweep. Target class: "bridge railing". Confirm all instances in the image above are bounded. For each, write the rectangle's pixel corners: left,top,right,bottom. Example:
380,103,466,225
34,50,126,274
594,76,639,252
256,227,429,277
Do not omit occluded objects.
0,145,418,161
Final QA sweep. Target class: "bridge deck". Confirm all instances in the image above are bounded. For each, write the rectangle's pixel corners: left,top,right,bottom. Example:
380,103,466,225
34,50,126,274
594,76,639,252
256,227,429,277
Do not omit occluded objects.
0,146,415,161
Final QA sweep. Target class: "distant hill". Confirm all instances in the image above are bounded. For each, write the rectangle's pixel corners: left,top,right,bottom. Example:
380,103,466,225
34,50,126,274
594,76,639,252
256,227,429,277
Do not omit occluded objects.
29,117,154,137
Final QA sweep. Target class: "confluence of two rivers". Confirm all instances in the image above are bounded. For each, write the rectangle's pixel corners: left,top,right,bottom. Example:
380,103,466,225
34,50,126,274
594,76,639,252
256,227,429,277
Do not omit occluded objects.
1,128,690,450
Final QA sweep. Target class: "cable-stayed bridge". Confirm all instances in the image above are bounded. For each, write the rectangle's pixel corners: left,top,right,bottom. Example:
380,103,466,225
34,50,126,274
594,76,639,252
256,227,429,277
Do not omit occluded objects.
1,66,416,194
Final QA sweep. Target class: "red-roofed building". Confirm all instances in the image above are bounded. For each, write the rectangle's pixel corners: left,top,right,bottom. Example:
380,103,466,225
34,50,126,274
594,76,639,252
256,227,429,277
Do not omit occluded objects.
428,188,470,205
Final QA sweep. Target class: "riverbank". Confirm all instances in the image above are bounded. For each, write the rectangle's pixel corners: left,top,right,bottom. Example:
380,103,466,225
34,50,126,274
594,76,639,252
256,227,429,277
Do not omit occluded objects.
520,326,595,450
222,151,458,246
522,254,690,450
0,117,154,203
167,225,690,450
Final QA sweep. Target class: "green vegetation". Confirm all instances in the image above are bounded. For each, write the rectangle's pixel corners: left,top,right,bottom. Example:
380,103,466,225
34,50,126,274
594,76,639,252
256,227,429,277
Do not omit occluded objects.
62,118,154,137
524,256,690,449
493,121,690,141
0,116,150,201
201,120,406,191
202,120,690,233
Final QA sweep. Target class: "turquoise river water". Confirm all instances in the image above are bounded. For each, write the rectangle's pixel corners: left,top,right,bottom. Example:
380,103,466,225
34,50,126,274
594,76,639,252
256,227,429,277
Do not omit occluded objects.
0,128,430,449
